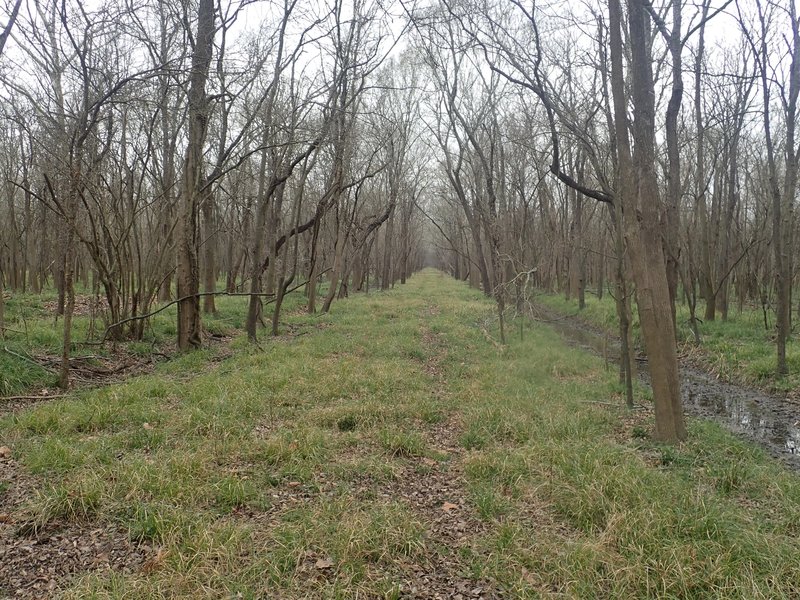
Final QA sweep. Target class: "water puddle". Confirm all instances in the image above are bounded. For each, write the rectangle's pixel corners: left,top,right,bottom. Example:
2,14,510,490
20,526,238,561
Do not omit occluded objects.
536,307,800,471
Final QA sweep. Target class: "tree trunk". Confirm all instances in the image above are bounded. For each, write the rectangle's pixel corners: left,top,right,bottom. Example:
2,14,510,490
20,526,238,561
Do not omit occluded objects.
245,144,271,342
381,209,394,290
176,0,214,351
202,188,217,314
610,0,686,441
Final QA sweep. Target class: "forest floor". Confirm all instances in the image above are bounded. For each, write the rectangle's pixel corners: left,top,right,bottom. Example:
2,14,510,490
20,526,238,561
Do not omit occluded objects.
529,302,800,472
536,291,800,394
2,270,800,598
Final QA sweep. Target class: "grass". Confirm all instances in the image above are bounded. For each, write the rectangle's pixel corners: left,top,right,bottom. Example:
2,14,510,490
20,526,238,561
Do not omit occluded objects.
0,270,799,598
538,290,800,392
0,280,315,396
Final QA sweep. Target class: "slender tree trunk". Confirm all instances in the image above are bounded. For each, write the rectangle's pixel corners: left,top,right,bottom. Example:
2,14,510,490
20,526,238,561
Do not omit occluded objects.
176,0,214,350
202,188,217,314
755,0,799,375
245,144,271,342
0,267,5,340
59,237,75,388
381,209,394,290
661,0,684,331
322,210,345,313
307,221,321,313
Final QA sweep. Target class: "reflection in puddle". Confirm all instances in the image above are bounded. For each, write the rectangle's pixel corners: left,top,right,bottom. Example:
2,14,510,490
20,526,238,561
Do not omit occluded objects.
540,310,800,470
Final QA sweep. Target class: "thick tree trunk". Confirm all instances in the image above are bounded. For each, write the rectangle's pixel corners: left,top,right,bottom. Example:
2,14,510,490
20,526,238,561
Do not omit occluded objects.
609,0,685,442
628,0,685,441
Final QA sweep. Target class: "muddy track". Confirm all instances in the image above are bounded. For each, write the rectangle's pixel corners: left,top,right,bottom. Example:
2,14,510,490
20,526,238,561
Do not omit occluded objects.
533,304,800,472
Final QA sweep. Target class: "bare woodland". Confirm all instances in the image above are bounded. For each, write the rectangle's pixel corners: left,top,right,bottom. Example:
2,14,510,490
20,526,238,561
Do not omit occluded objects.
0,0,798,443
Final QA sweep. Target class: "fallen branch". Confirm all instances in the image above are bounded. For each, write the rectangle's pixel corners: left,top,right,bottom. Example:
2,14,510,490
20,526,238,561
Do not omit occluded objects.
579,400,648,409
2,346,56,373
97,271,330,344
1,394,66,402
480,327,504,350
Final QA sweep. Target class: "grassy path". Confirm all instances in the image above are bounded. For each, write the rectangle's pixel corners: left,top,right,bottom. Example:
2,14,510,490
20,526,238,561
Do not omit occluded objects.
1,270,800,598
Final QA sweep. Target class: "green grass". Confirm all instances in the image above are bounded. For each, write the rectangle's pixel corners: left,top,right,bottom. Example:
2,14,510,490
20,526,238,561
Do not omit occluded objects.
1,271,799,598
0,281,316,396
538,290,800,392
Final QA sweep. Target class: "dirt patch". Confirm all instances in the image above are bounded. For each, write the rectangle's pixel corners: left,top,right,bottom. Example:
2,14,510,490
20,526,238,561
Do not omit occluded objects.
376,438,500,599
371,304,501,599
0,453,150,598
0,520,149,598
42,295,109,319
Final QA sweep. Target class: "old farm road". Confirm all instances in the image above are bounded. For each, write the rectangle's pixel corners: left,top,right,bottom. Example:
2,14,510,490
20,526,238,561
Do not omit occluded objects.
2,270,800,598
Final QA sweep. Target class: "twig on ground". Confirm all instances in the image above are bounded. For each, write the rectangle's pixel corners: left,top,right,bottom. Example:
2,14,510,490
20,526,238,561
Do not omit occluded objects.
579,400,648,409
1,394,66,401
2,346,56,373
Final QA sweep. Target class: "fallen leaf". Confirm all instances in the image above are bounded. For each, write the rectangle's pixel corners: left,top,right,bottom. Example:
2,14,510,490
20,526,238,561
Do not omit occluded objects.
287,481,301,488
140,547,168,574
441,502,458,512
91,552,110,566
0,446,11,459
142,423,154,431
315,558,334,569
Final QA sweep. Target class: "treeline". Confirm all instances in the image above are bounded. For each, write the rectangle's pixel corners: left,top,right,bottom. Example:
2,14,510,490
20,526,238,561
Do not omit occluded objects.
411,0,798,442
0,0,797,445
0,0,427,387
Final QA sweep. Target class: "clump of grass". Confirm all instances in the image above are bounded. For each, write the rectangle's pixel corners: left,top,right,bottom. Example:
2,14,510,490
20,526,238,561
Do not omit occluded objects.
212,475,259,511
125,501,195,543
336,415,357,432
460,406,534,449
27,474,105,527
0,346,55,396
262,498,426,588
378,428,427,458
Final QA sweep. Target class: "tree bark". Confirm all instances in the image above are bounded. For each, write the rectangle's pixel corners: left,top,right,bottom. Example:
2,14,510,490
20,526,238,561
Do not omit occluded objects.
176,0,215,351
611,0,686,441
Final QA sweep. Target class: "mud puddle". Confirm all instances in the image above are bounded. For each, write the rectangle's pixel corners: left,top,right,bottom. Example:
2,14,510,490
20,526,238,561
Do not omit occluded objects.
535,306,800,471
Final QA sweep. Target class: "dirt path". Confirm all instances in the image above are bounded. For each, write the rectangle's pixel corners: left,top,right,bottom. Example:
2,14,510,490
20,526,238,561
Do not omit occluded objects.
377,301,501,599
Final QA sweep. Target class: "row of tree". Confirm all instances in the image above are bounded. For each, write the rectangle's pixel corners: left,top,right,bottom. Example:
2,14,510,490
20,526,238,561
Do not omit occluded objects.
0,0,429,388
0,0,797,444
415,0,798,442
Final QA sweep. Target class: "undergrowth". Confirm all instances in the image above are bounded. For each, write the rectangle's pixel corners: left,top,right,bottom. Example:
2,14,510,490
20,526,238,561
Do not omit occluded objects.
0,270,797,598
